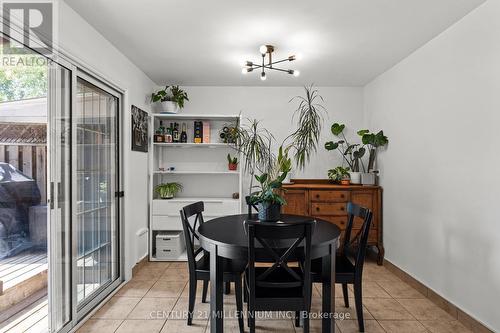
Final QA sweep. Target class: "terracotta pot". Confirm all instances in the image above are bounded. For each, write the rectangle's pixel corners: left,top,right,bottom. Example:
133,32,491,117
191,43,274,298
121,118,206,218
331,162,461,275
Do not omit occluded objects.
340,179,351,185
228,163,238,171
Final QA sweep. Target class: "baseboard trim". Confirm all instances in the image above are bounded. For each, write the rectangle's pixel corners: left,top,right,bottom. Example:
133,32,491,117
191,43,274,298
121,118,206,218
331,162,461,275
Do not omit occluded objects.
384,260,493,333
131,255,149,277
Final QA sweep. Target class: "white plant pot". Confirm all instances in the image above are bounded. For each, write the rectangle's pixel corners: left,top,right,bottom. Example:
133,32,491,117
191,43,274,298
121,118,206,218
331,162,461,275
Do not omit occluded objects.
283,172,293,184
361,172,376,185
349,171,361,184
153,101,180,114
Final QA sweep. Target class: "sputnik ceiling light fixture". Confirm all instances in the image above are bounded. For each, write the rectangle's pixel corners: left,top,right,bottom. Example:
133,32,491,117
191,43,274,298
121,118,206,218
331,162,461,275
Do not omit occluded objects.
242,44,300,81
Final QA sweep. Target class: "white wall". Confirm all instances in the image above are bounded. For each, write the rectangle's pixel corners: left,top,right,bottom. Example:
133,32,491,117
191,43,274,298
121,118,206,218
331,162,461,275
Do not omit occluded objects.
179,86,364,192
363,1,499,330
58,2,156,279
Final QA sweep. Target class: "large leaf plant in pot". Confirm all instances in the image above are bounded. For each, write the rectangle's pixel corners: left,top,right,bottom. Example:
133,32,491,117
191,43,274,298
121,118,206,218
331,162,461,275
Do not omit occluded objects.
232,85,325,221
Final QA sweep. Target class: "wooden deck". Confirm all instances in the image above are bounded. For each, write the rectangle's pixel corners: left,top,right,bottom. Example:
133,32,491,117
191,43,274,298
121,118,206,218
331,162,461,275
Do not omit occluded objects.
0,290,48,333
0,251,47,293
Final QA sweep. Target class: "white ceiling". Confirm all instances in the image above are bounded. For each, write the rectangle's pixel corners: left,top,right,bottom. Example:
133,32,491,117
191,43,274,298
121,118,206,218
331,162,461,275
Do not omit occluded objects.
65,0,484,86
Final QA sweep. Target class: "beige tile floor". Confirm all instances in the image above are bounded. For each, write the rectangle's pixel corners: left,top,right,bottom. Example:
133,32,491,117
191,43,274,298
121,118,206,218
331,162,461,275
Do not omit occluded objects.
78,261,472,333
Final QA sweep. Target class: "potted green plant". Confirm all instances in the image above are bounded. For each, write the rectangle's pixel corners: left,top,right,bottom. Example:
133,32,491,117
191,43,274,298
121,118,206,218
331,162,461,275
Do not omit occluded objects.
327,166,350,185
357,129,388,185
154,182,183,199
151,85,189,114
248,148,292,221
227,154,238,171
324,122,366,184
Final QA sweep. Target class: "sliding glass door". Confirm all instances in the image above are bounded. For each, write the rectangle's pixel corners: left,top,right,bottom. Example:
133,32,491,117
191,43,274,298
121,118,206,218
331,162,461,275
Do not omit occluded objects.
74,74,121,315
47,59,72,332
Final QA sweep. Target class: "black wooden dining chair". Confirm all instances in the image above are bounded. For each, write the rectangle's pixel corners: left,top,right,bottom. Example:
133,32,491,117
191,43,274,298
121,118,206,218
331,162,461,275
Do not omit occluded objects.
310,202,373,332
180,202,246,332
244,219,315,333
245,195,259,217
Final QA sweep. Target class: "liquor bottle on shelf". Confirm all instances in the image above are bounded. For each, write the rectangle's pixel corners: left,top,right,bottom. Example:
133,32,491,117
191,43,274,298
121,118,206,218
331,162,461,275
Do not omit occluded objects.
194,121,203,143
153,129,164,143
154,121,165,143
172,122,180,143
180,123,188,143
158,121,165,135
165,127,172,143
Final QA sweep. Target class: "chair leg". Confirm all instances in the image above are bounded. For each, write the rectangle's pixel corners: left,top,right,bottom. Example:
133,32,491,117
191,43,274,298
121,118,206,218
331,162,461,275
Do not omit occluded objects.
354,280,365,332
224,281,231,294
234,278,244,333
342,283,350,307
302,311,309,333
248,310,255,333
187,279,197,326
243,274,248,303
202,280,209,303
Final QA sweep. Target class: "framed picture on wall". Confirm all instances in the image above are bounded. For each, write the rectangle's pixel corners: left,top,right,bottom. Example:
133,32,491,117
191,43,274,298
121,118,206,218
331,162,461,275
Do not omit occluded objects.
131,105,148,152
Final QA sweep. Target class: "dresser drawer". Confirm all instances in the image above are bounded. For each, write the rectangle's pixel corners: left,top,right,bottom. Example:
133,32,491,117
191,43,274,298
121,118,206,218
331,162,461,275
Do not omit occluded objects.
152,199,239,216
311,203,346,215
310,190,349,202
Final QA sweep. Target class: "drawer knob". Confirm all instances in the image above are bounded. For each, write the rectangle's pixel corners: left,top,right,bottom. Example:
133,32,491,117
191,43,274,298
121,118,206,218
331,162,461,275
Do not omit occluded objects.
341,206,345,211
340,194,344,198
316,207,320,211
315,194,320,199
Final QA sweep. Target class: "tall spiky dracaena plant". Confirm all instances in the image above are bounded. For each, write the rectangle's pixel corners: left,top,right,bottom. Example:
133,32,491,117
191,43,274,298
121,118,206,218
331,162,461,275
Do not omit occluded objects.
281,84,326,170
231,85,326,199
232,118,275,195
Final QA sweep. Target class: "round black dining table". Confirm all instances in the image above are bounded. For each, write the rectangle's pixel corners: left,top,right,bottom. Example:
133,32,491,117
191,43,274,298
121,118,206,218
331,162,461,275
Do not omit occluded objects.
198,214,341,333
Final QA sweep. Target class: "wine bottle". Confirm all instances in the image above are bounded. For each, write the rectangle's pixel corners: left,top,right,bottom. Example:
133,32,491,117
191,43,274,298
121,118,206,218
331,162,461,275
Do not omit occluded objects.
172,122,180,143
180,123,188,143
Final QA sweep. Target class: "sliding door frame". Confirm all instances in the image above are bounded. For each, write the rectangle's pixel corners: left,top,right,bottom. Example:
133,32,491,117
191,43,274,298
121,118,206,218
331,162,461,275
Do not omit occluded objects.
71,69,125,323
1,18,126,332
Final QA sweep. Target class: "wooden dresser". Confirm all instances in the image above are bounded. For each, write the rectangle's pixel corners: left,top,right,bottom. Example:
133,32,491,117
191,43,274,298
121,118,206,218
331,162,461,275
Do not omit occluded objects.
282,179,384,265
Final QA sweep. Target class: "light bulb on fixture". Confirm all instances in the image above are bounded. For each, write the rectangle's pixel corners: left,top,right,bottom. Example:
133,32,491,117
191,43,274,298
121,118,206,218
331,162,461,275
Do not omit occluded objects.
260,72,266,81
241,68,248,74
288,55,296,61
259,45,268,54
293,70,300,77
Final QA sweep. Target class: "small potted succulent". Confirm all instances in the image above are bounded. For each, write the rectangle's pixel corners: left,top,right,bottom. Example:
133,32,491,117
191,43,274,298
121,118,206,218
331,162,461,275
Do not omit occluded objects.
155,182,183,199
328,166,350,185
227,154,238,171
151,85,189,114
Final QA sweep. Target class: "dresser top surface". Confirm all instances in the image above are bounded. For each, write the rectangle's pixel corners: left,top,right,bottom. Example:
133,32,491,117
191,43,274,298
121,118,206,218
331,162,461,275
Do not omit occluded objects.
283,179,381,190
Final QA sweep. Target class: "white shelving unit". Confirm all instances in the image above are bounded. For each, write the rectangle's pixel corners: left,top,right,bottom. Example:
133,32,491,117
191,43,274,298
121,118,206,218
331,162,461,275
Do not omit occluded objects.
148,114,242,261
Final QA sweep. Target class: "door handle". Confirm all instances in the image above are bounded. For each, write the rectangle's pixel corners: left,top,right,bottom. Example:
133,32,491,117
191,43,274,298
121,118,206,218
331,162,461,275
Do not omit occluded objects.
49,182,54,210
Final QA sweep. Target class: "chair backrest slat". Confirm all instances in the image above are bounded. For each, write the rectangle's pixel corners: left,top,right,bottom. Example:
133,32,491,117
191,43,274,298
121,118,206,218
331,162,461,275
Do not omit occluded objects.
245,195,259,217
245,220,315,297
180,201,205,274
343,202,373,278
